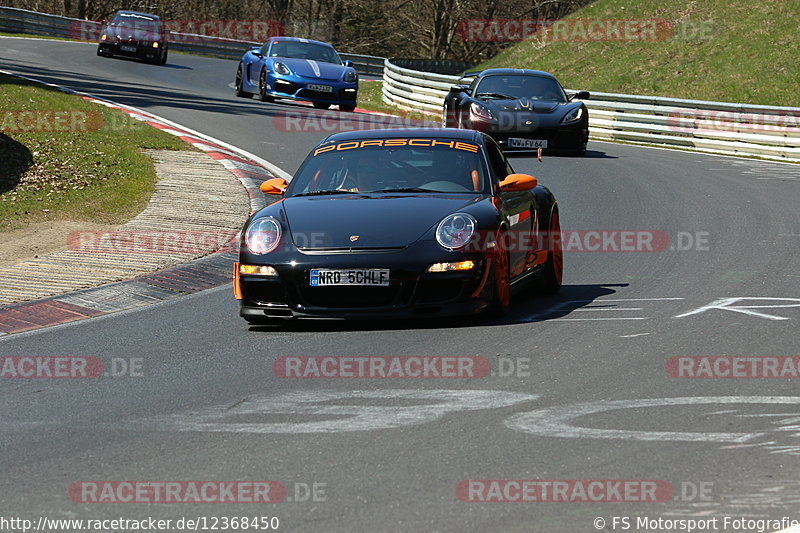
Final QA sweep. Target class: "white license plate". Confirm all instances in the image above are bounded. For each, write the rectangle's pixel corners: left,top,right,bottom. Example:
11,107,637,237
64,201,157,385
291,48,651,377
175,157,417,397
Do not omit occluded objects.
307,84,333,93
508,138,548,149
119,45,137,52
310,269,390,287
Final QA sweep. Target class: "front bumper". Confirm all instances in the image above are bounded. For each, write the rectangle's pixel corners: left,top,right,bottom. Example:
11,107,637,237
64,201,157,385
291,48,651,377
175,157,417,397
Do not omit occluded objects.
238,243,493,320
471,116,589,152
98,41,161,61
264,73,357,105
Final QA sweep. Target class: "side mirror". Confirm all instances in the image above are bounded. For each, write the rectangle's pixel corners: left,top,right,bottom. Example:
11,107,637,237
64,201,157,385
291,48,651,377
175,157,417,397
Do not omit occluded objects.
344,59,354,68
499,173,538,192
570,90,590,101
260,177,288,195
449,84,469,93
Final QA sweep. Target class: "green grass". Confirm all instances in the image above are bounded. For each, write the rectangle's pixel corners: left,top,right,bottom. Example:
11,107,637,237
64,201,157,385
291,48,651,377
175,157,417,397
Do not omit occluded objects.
357,80,438,121
477,0,798,106
0,73,187,230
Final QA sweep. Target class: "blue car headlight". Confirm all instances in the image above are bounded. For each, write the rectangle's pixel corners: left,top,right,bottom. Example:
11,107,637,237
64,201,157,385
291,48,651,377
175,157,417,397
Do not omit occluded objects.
561,107,584,124
436,213,477,250
274,62,292,76
245,217,282,254
344,69,357,83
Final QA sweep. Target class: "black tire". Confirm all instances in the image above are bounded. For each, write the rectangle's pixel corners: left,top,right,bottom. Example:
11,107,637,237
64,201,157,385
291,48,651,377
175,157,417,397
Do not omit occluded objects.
339,103,356,111
258,70,274,102
235,64,251,98
487,231,511,317
158,47,168,65
531,209,563,294
313,102,331,110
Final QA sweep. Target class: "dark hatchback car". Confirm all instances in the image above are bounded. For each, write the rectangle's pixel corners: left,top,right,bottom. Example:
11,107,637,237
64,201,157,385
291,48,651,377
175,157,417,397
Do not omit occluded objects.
234,128,563,324
97,11,168,65
443,68,590,155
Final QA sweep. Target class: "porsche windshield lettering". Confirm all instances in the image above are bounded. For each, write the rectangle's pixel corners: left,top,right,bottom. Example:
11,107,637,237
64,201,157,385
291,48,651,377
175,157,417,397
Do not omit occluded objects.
313,139,480,156
292,140,488,195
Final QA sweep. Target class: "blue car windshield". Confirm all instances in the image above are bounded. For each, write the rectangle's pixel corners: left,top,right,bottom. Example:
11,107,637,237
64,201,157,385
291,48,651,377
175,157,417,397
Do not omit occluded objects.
288,141,489,195
269,41,341,64
475,75,566,102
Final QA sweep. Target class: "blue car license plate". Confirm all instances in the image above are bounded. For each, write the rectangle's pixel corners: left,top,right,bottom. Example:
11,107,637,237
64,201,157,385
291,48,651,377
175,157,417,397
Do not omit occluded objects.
310,269,390,286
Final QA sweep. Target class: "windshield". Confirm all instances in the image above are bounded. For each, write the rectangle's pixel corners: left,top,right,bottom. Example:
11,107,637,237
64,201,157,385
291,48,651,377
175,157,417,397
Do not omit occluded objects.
475,75,567,102
288,140,489,196
269,41,341,64
108,17,160,38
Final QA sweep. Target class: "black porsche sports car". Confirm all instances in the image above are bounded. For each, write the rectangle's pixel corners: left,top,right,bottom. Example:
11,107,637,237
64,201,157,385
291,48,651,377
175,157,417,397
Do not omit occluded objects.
235,128,563,324
96,11,168,65
443,68,589,155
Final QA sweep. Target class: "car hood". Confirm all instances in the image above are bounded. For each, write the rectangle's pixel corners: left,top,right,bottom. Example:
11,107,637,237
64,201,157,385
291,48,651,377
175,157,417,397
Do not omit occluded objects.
276,58,344,80
282,194,480,249
107,27,160,42
479,97,563,113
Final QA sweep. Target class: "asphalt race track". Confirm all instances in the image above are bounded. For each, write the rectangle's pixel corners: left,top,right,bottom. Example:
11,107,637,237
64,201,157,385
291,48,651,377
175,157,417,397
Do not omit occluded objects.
2,38,800,532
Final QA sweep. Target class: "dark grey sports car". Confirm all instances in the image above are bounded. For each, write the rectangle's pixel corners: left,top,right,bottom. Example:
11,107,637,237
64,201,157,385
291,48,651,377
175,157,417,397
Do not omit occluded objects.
443,68,590,155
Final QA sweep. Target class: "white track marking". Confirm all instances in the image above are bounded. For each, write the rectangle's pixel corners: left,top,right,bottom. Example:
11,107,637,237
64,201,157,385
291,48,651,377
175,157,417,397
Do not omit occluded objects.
139,389,539,434
506,397,800,443
675,297,800,320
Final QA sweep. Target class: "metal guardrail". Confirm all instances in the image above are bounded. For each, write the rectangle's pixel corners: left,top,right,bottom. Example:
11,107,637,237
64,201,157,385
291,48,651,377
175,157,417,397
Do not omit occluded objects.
382,59,800,162
0,6,385,76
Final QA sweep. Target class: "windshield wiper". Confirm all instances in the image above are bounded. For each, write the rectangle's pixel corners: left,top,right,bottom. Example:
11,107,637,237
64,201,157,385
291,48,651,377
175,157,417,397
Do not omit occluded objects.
294,189,356,196
368,187,435,193
476,92,518,100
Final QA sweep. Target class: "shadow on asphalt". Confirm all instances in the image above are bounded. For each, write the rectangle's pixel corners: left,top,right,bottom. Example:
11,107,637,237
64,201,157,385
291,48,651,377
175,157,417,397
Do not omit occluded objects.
246,283,629,333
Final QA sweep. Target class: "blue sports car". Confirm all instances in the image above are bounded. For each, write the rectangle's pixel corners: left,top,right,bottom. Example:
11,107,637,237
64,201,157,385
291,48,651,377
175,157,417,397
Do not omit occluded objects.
234,37,358,111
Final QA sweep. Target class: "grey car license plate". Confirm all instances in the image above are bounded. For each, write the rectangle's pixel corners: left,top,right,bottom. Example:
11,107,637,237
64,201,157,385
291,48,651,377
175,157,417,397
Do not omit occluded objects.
120,45,137,52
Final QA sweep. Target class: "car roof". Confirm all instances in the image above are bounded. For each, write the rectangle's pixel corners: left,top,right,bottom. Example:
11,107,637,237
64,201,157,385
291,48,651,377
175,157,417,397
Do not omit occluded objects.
470,68,557,80
267,36,335,48
322,128,483,144
112,11,160,21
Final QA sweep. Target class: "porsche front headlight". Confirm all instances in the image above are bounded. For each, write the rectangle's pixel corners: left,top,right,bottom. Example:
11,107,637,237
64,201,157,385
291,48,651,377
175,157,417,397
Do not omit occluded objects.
274,62,291,76
344,69,357,83
561,107,584,123
245,217,282,254
436,213,477,250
